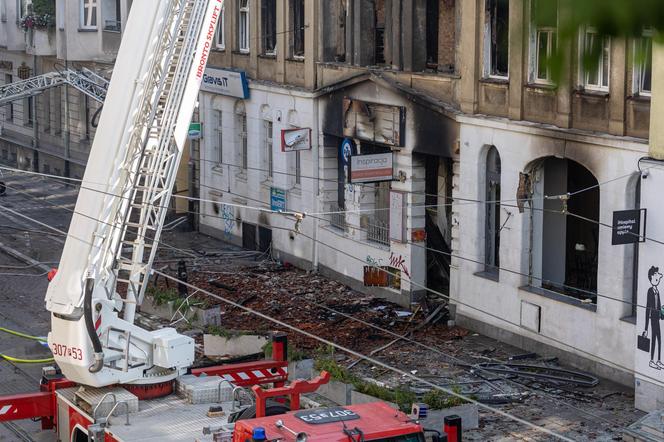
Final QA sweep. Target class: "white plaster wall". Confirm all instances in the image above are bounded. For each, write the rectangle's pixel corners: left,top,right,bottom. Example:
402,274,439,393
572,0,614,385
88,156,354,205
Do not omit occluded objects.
453,115,649,379
198,83,317,267
0,1,27,51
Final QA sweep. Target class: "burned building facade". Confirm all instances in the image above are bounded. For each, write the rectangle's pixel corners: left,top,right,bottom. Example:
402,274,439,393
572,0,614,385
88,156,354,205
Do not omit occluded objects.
195,0,653,395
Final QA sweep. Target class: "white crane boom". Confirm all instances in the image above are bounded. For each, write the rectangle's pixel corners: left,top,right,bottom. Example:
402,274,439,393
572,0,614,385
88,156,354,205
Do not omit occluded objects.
45,0,224,387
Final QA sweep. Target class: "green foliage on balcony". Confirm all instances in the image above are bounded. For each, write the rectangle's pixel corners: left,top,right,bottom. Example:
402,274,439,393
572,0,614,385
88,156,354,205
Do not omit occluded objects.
20,0,55,31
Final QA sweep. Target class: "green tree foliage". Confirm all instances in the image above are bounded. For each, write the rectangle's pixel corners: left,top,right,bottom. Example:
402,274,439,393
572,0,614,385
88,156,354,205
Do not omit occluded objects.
535,0,664,83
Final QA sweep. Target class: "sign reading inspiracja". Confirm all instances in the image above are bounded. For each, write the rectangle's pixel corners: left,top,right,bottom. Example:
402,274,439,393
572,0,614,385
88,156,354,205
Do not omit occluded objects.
281,128,312,152
201,67,249,99
349,153,394,183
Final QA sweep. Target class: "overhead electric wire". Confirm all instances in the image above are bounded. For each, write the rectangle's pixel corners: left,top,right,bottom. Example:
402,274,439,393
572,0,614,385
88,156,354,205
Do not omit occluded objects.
4,167,658,313
10,185,664,390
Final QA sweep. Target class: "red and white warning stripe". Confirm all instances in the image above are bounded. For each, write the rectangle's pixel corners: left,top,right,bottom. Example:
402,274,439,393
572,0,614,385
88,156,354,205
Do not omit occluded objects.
0,405,16,416
221,367,288,383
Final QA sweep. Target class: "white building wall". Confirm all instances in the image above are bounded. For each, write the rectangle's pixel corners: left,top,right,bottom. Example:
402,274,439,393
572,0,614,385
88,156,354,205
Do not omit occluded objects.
198,83,317,269
453,115,649,384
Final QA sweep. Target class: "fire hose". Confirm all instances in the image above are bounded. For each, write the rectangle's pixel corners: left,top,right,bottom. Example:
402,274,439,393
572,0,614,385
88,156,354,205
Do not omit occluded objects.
0,326,54,364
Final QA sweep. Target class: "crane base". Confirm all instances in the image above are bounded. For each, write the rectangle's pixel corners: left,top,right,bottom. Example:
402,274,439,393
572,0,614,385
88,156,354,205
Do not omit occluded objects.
123,380,175,400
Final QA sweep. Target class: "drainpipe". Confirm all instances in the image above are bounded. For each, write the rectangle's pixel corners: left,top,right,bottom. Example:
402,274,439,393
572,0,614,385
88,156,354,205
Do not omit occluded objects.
63,60,71,178
311,98,320,271
32,54,38,171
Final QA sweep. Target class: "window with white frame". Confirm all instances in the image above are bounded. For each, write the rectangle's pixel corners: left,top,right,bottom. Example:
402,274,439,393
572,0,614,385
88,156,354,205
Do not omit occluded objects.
295,151,301,185
634,31,653,96
216,5,225,49
235,103,248,172
485,0,509,78
531,0,557,83
81,0,98,29
264,120,273,179
215,110,223,165
580,28,610,91
238,0,250,53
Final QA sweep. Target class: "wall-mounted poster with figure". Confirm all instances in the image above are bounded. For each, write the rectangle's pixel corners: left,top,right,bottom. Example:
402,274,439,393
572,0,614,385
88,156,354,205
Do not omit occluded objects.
635,160,664,412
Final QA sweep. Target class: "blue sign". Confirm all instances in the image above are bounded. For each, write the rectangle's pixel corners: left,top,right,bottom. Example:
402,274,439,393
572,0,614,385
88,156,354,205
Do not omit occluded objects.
270,187,287,212
340,138,356,167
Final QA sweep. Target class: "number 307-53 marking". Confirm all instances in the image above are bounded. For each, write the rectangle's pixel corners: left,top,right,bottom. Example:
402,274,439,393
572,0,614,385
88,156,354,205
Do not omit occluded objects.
52,343,83,360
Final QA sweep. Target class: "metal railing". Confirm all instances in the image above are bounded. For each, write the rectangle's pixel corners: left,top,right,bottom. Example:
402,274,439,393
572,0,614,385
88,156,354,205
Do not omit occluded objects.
329,205,346,231
367,217,389,246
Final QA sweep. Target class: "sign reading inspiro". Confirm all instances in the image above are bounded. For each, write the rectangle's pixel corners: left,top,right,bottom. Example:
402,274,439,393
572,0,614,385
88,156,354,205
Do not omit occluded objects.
201,67,250,99
349,153,394,183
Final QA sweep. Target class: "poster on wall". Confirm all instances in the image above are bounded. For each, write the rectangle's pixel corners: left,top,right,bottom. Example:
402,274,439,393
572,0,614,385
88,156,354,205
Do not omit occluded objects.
635,161,664,410
270,187,287,212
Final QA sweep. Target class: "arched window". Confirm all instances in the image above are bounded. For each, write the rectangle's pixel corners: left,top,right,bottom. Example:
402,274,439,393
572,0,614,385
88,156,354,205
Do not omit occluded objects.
530,158,600,302
485,146,501,275
234,101,247,171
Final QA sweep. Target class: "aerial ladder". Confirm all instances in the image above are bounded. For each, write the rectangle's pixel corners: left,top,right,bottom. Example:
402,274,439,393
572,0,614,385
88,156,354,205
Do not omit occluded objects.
44,0,224,388
0,67,109,106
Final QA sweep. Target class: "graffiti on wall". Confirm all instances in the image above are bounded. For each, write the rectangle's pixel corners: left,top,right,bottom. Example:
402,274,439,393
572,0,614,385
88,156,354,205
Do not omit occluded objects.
221,204,235,238
389,252,410,278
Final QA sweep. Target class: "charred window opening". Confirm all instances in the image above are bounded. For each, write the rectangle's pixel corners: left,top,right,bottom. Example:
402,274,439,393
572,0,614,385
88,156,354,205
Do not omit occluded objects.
291,0,305,58
531,158,599,303
438,0,456,73
485,147,501,275
261,0,277,55
374,0,386,64
486,0,509,77
426,0,440,68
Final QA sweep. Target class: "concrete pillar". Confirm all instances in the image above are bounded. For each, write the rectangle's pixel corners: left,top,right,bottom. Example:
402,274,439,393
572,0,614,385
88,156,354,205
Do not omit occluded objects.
649,39,664,159
458,0,480,113
507,0,524,120
275,0,286,83
554,6,573,128
352,0,375,65
608,37,627,136
304,0,318,89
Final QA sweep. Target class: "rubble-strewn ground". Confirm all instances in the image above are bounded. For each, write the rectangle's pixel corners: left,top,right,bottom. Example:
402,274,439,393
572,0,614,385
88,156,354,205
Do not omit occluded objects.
0,171,646,441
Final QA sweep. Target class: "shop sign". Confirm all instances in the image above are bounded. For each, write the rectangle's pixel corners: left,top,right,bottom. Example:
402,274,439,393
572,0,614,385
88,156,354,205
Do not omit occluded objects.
349,153,393,183
270,187,287,212
281,128,311,152
201,67,250,99
612,209,646,245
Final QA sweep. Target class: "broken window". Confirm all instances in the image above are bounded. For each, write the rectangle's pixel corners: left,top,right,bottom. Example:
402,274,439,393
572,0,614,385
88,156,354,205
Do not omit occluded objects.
261,0,277,55
530,158,599,303
634,31,652,96
438,0,456,73
291,0,305,58
238,0,250,53
485,0,509,78
580,27,610,90
485,146,501,275
374,0,385,64
426,0,440,68
531,0,557,83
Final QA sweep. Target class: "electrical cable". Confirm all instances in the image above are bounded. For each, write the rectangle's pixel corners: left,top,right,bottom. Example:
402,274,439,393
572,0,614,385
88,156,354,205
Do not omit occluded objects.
5,165,664,385
6,177,664,406
154,269,574,442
